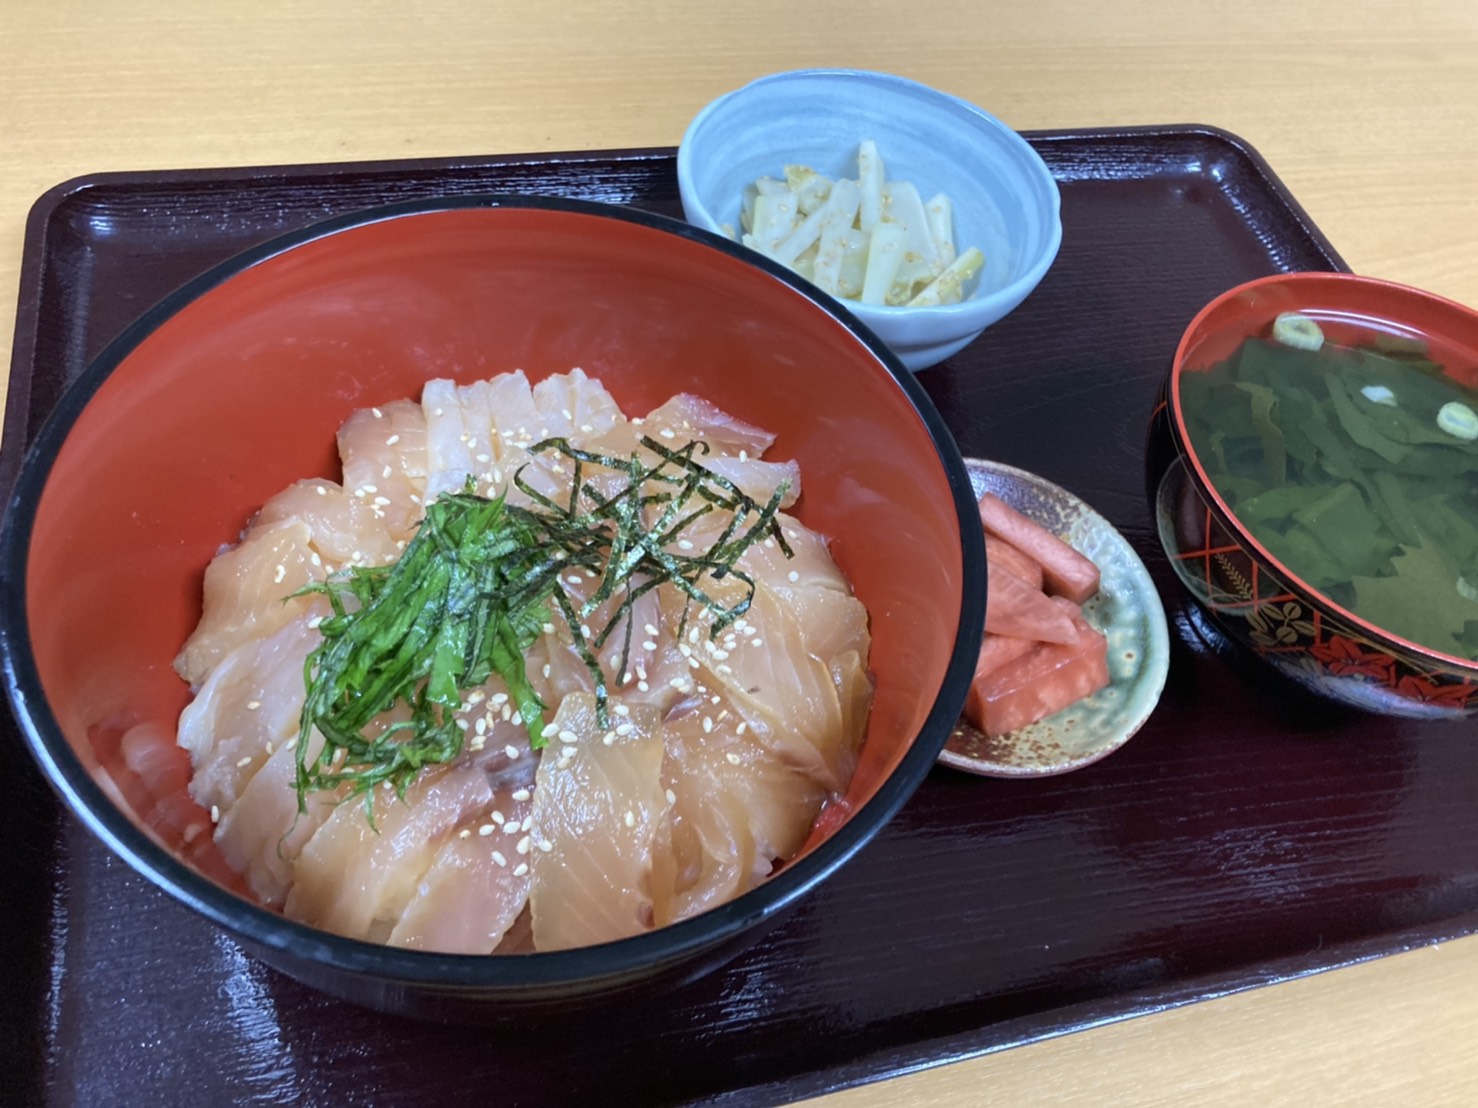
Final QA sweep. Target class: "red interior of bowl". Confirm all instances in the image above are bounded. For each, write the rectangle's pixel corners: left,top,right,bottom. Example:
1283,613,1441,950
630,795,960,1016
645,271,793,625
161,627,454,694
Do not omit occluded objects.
24,204,966,880
1170,270,1478,670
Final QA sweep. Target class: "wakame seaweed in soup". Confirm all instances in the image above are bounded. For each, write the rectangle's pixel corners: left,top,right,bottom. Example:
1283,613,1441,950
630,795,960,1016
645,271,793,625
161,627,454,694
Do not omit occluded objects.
1180,321,1478,662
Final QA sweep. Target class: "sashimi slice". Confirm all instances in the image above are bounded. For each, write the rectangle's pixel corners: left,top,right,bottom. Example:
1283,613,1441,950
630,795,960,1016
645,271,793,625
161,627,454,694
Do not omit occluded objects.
215,727,341,906
175,518,324,686
336,398,429,542
674,578,857,793
388,784,535,953
698,455,801,509
285,761,494,941
966,602,1109,737
979,493,1101,603
421,378,476,501
254,479,402,571
528,693,668,950
642,394,775,457
529,367,624,443
179,614,323,814
657,697,827,926
985,559,1079,645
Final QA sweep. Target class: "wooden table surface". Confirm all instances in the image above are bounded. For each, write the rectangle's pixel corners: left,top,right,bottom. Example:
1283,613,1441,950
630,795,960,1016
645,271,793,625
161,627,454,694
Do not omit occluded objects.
4,1,1477,1103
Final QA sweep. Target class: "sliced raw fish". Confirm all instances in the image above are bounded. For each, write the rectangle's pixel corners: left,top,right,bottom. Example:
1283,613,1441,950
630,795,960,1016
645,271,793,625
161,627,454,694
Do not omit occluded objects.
175,518,324,686
528,693,669,950
530,367,624,442
656,697,827,925
388,783,535,953
285,761,494,941
643,393,775,457
336,398,429,541
215,727,340,907
697,455,801,509
671,577,858,793
254,479,402,571
179,613,323,813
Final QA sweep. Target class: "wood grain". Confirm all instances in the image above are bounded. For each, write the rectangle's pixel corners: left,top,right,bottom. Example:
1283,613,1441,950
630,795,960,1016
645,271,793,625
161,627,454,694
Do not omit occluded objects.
3,1,1477,1104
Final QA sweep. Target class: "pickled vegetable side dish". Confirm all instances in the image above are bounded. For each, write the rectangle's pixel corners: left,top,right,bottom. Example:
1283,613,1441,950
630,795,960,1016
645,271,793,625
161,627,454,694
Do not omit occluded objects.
1180,319,1478,661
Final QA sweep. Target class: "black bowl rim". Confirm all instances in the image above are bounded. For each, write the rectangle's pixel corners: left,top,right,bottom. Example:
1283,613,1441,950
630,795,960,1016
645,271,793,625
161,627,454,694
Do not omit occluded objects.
1166,269,1478,678
0,192,986,990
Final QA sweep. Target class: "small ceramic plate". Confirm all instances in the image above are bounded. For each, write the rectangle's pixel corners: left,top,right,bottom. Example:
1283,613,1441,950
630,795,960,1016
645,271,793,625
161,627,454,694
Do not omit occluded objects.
940,458,1171,777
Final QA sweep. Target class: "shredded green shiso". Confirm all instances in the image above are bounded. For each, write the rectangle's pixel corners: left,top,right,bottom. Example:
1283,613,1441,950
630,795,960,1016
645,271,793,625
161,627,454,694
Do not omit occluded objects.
292,436,792,814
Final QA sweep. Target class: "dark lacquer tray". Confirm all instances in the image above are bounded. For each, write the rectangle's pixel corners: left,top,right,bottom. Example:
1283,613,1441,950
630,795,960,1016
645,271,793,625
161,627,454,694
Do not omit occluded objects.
6,127,1477,1108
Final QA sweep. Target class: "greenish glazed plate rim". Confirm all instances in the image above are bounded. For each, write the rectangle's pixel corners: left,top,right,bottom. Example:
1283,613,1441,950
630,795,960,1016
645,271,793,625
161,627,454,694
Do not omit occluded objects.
939,457,1172,778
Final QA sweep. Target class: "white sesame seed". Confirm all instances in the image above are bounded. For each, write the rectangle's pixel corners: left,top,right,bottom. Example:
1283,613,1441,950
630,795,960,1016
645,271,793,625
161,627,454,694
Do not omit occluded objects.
614,704,631,717
512,788,531,802
492,851,507,867
542,663,552,679
503,820,520,834
788,570,800,582
245,699,261,711
273,564,286,584
665,789,676,805
659,428,676,439
542,623,556,634
736,722,748,735
726,753,742,765
566,574,583,586
236,756,252,768
541,722,559,738
470,736,486,752
474,718,488,735
739,449,749,462
579,423,593,433
603,732,616,746
505,744,521,759
478,824,495,837
561,408,573,420
643,640,658,652
511,712,522,726
516,835,532,855
644,624,659,637
750,640,763,648
491,693,509,707
210,805,220,823
490,810,505,825
555,755,573,770
638,681,649,691
455,718,469,732
677,539,694,551
688,628,700,644
315,485,327,496
458,828,471,839
615,723,635,737
702,716,713,733
538,839,553,853
624,811,636,828
513,863,529,877
558,729,578,743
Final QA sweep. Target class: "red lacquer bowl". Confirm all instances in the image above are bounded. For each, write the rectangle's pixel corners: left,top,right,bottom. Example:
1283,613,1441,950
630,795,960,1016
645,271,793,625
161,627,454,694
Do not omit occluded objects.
0,196,985,1017
1147,272,1478,719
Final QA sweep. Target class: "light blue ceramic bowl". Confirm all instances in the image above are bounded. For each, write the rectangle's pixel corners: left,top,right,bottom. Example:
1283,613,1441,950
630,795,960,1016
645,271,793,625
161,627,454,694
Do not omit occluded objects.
676,69,1063,372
